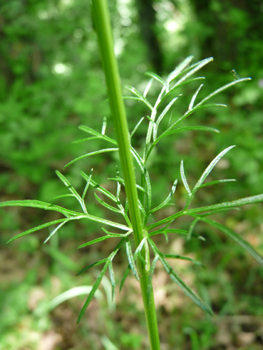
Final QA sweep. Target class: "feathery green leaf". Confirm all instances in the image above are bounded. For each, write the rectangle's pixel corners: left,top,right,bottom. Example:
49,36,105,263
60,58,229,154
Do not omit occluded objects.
78,125,117,145
180,160,191,195
198,217,263,266
64,148,118,168
7,218,69,244
125,239,139,281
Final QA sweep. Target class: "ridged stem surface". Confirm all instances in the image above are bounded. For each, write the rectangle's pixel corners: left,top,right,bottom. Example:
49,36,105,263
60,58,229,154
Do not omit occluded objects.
92,1,160,349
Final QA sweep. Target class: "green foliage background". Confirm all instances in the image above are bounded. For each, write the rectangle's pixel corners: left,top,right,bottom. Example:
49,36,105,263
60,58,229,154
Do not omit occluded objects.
1,0,263,349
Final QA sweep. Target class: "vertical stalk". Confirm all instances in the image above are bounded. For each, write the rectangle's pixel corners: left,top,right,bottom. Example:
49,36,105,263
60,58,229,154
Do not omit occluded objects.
91,1,160,349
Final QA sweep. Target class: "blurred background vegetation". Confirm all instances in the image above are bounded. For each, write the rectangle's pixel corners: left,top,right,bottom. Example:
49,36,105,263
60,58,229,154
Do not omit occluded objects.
0,0,263,349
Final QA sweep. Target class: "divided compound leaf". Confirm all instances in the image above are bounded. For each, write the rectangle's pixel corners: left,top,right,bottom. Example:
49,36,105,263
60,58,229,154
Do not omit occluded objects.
153,97,180,140
130,147,152,210
185,194,263,216
195,78,251,108
77,258,108,276
78,125,117,145
150,179,178,214
163,253,204,267
180,160,191,195
197,217,263,266
6,218,69,243
147,255,159,304
55,170,87,212
143,78,154,98
44,218,73,243
108,261,116,301
126,86,153,110
198,179,236,188
145,72,166,87
94,193,121,213
82,170,93,200
148,239,213,316
159,77,205,106
167,56,194,83
0,199,79,217
188,84,203,110
77,233,124,249
125,239,139,281
77,249,119,323
187,217,201,241
172,57,213,89
193,145,236,192
119,265,130,293
130,117,144,139
81,171,118,203
145,126,219,163
64,148,119,168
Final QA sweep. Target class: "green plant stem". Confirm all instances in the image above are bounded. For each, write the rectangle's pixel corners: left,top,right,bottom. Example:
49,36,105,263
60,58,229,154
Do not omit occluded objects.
91,1,160,349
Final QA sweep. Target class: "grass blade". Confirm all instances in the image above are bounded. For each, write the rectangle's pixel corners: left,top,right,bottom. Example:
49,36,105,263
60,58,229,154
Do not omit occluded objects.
198,217,263,266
